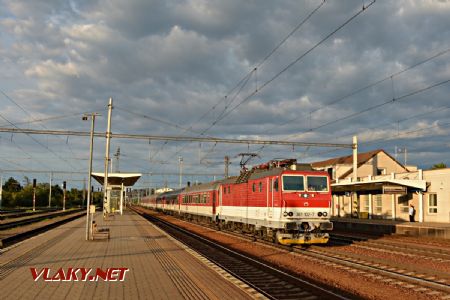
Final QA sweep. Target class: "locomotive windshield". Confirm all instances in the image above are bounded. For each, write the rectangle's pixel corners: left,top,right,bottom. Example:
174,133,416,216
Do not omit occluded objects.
282,175,305,191
306,176,328,192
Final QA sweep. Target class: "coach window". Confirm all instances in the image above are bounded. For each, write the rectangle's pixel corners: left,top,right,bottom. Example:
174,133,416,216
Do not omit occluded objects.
203,194,207,203
274,178,279,192
228,186,231,193
252,183,256,192
259,182,263,192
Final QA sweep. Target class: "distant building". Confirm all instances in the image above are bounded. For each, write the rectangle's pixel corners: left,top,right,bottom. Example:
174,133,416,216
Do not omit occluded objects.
312,149,409,180
312,149,450,223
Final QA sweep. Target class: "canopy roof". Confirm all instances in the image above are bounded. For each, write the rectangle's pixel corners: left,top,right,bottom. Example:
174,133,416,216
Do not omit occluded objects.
332,178,426,193
91,172,142,186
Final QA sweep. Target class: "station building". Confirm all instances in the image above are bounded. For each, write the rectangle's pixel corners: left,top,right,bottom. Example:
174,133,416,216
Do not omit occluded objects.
312,149,450,223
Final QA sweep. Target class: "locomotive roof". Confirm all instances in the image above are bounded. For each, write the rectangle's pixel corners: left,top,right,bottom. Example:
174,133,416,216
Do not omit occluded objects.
237,164,318,182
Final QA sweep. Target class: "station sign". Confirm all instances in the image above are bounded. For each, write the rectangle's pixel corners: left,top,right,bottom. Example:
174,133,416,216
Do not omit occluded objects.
382,185,407,194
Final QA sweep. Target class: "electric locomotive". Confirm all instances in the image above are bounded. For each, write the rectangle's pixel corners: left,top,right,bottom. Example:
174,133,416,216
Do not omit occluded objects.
140,159,333,245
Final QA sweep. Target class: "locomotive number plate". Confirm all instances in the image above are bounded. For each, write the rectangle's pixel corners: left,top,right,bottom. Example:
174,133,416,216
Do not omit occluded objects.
297,212,315,217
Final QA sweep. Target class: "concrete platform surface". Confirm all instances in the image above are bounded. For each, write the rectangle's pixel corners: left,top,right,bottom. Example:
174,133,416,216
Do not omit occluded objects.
0,210,258,300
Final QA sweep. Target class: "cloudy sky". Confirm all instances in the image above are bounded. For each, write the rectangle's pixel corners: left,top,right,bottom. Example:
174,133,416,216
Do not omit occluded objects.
0,0,449,189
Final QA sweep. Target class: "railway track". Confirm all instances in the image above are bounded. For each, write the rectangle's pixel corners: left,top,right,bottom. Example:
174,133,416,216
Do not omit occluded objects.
132,207,354,300
135,207,450,299
231,230,450,297
0,208,58,220
0,210,85,248
296,247,450,297
0,209,83,231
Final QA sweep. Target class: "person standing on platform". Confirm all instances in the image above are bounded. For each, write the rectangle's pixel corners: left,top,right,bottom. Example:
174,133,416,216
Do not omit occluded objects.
409,204,415,222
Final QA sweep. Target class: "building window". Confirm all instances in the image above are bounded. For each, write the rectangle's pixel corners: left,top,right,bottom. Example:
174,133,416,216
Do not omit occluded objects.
428,194,438,214
361,195,369,212
398,194,412,213
374,194,382,214
377,168,386,175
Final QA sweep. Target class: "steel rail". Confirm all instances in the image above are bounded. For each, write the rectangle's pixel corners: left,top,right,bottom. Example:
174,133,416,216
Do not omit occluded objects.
132,206,352,300
135,207,450,297
298,247,450,295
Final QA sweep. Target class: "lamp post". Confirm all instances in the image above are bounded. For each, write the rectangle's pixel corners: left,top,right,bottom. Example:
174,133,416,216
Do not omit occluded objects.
83,112,100,240
103,98,113,219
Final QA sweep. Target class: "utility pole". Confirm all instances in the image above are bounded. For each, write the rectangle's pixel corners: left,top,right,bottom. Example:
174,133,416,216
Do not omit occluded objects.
224,156,229,178
114,147,121,173
48,172,52,207
63,181,66,211
404,148,407,166
83,112,99,240
103,98,113,219
352,136,358,182
179,156,183,188
82,178,86,207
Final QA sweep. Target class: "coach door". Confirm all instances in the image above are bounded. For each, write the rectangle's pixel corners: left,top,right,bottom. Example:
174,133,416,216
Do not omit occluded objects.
268,178,274,219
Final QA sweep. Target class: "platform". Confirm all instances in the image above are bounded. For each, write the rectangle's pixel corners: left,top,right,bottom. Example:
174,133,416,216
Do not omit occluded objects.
0,210,258,300
332,217,450,239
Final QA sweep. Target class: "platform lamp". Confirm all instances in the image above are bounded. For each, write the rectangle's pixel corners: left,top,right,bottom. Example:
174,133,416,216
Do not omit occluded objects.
83,112,100,241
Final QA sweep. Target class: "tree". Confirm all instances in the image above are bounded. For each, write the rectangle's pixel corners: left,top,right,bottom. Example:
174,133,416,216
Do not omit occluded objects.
3,177,22,192
431,162,447,170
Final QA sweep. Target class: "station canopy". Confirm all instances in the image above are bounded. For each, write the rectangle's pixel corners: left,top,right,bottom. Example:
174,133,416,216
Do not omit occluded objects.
332,178,426,193
91,172,142,187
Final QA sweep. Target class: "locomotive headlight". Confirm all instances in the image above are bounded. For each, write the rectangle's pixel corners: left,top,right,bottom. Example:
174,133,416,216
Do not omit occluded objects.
318,212,323,217
323,212,328,217
288,212,293,217
283,212,288,217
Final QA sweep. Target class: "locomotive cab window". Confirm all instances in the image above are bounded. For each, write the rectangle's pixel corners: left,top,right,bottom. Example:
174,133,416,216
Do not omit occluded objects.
282,175,304,191
306,176,328,192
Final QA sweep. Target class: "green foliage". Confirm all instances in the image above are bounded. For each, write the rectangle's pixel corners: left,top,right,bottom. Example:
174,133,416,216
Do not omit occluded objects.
431,162,447,170
3,177,22,192
1,176,86,208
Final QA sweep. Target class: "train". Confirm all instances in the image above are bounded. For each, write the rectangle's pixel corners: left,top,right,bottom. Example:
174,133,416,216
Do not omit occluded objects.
139,159,333,245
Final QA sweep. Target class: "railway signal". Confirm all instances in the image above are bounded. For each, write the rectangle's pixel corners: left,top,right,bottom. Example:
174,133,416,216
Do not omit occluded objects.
63,181,66,211
33,178,36,212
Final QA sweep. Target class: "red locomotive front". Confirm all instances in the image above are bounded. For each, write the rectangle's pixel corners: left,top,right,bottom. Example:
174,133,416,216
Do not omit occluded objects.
218,160,333,245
